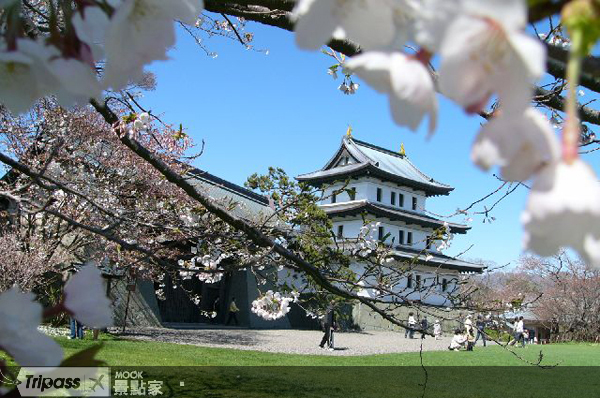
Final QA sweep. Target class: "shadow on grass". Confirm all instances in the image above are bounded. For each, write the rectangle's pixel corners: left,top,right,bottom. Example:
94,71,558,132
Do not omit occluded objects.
109,366,600,398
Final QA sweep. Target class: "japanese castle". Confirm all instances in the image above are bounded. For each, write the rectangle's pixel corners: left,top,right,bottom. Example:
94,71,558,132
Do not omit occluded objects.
110,135,484,330
297,135,484,318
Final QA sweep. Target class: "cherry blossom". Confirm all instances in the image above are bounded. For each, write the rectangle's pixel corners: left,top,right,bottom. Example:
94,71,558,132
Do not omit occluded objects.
46,58,102,104
471,107,560,181
292,0,412,51
522,160,600,268
103,0,204,89
63,262,113,328
346,51,437,134
438,0,545,114
72,6,111,62
251,290,294,320
0,51,43,114
413,0,460,52
0,39,60,114
0,287,63,367
139,112,151,124
0,39,101,114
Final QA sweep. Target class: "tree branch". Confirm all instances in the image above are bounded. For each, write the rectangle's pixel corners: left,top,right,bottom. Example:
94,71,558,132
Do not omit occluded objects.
535,86,600,125
204,1,599,126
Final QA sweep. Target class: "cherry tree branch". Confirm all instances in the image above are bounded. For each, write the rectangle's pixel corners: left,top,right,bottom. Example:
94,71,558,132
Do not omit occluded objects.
535,86,600,125
203,1,600,126
87,99,426,331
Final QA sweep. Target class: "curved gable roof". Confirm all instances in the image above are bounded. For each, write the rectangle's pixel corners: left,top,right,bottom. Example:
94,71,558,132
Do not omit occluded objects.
297,136,453,196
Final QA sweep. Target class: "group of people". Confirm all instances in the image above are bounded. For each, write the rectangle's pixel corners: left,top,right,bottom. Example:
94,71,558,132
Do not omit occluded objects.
404,312,444,339
69,317,101,340
507,316,535,347
448,314,489,351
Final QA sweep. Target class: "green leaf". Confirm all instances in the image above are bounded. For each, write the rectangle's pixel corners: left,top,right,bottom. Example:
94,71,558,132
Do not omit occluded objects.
563,0,600,56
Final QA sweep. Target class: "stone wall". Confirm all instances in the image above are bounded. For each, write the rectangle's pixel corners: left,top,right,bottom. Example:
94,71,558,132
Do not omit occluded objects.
110,278,163,328
351,302,467,334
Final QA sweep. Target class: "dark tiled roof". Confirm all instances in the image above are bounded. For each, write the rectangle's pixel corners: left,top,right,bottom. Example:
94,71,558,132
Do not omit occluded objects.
389,246,485,272
186,168,269,206
297,137,453,196
321,200,470,234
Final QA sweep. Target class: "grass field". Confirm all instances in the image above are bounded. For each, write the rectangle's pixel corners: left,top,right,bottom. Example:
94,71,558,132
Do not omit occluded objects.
4,335,600,397
50,334,600,366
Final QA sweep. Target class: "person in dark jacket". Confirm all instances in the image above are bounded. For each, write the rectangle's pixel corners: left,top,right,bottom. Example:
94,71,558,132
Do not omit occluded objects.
420,317,429,339
319,301,336,350
475,315,487,347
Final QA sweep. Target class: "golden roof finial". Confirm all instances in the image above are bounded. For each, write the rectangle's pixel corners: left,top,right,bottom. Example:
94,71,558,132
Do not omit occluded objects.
346,125,353,138
399,143,406,157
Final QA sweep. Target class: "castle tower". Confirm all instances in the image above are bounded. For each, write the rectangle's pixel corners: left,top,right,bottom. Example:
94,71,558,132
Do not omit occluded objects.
297,136,484,328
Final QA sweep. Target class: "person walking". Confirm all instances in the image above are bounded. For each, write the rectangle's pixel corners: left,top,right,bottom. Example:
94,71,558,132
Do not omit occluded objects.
508,317,519,346
420,316,429,339
529,328,536,344
515,316,525,347
405,312,417,339
464,315,475,351
433,320,443,340
475,315,487,347
226,297,240,326
319,301,336,350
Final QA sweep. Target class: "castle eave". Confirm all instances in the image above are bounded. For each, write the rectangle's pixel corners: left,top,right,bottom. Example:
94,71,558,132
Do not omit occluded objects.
321,200,470,234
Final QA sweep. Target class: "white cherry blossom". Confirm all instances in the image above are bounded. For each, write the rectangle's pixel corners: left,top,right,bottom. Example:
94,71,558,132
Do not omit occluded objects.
346,51,437,134
251,290,294,320
103,0,204,89
63,262,113,328
0,39,63,114
0,287,63,367
438,0,545,114
139,112,151,124
471,107,560,181
46,58,102,104
413,0,460,52
0,39,101,114
72,6,111,61
293,0,413,51
0,51,44,114
522,160,600,268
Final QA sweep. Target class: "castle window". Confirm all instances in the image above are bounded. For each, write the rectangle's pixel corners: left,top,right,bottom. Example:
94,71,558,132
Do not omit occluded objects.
378,226,385,241
407,232,413,246
412,196,417,210
337,225,344,239
426,235,432,249
376,188,382,202
399,194,404,207
348,187,356,201
407,274,413,288
442,278,448,292
398,230,404,245
331,192,336,204
416,274,422,289
391,191,396,205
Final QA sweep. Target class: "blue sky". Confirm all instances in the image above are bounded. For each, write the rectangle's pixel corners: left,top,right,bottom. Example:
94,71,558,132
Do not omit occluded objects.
141,21,597,268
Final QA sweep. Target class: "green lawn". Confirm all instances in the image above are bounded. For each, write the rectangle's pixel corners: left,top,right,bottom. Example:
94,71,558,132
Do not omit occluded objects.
4,336,600,397
50,334,600,366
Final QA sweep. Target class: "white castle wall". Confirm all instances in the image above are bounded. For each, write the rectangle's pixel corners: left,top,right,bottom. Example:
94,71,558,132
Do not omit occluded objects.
351,262,460,307
320,178,428,213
